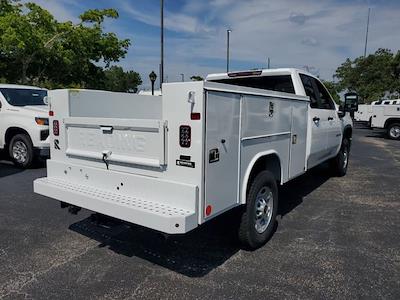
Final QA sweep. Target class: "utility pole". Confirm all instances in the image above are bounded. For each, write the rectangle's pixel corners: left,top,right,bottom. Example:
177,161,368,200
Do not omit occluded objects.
226,29,232,72
267,57,270,69
364,8,371,57
180,73,184,82
160,0,164,88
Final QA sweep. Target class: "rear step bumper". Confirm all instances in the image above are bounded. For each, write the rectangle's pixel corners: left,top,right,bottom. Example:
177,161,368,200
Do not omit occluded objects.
34,177,198,234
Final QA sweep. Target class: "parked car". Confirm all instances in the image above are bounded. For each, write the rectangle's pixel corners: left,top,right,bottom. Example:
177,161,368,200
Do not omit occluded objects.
0,84,49,168
34,68,356,249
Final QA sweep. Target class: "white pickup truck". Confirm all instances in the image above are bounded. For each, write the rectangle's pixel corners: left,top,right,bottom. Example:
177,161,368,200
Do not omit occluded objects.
0,84,50,168
371,103,400,140
34,68,356,249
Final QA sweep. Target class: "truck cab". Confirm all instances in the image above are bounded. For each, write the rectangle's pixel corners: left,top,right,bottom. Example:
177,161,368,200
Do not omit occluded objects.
0,84,49,168
206,69,353,169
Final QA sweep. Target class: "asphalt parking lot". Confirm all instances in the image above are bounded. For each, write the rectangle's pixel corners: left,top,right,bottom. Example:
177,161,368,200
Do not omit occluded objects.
0,126,399,299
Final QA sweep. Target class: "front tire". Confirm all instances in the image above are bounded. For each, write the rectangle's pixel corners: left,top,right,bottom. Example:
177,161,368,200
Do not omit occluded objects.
238,171,278,249
9,134,34,169
387,123,400,140
331,138,350,177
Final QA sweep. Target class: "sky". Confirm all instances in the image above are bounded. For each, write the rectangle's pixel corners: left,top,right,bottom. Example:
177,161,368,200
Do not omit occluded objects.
29,0,400,88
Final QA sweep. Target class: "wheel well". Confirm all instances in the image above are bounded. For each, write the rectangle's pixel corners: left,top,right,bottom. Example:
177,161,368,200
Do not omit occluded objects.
384,118,400,129
5,127,30,146
247,154,281,194
343,126,352,140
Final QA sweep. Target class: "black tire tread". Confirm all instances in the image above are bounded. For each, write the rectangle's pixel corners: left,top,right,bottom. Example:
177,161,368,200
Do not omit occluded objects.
238,170,278,249
9,134,34,169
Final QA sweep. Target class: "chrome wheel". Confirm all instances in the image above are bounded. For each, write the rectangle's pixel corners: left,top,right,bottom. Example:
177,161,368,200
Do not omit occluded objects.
342,146,348,169
254,186,273,234
12,141,28,164
389,125,400,139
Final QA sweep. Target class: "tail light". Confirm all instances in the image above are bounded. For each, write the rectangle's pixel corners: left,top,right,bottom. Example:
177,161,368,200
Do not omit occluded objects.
53,120,59,136
179,125,191,147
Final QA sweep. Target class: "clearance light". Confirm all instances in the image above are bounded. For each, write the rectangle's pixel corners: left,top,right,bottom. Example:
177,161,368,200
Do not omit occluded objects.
191,113,201,120
53,120,60,136
228,70,262,77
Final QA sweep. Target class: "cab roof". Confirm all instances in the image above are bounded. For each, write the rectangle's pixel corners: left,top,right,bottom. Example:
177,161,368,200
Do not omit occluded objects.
206,68,316,81
0,83,46,90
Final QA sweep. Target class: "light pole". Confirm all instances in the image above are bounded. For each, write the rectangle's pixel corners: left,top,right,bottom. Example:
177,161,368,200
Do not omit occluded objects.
160,0,164,88
364,8,371,57
180,73,184,82
226,29,232,72
149,71,157,95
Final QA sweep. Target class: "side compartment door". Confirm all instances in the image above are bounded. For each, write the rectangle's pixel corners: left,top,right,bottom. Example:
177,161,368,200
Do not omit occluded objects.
300,74,327,168
205,91,240,218
289,101,308,179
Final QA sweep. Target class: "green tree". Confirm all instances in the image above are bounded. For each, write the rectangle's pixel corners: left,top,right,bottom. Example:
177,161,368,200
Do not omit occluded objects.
335,48,398,103
190,75,204,81
103,66,142,92
0,0,136,89
322,80,340,104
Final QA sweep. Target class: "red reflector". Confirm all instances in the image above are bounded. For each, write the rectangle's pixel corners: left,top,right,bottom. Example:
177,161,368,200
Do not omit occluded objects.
53,120,59,136
206,205,212,216
191,112,201,120
49,111,54,117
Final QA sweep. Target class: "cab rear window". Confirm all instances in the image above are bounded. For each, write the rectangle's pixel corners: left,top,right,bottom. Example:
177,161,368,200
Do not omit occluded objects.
212,75,295,94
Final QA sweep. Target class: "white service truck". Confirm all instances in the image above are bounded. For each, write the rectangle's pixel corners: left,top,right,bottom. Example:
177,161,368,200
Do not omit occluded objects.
0,84,50,168
371,103,400,140
34,69,356,249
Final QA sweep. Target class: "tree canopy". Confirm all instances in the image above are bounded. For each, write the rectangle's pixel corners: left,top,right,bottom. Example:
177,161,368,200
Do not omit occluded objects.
334,49,400,103
0,0,141,92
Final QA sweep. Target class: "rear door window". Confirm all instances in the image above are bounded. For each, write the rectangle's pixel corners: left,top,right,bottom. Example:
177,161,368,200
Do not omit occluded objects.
212,75,295,94
300,74,319,108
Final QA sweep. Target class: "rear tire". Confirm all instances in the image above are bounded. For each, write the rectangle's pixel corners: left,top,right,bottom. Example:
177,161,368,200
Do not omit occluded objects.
238,171,278,249
331,138,350,177
387,123,400,140
9,134,34,169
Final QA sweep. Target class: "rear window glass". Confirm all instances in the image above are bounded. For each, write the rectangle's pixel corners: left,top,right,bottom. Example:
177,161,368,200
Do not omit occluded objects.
0,88,47,106
212,75,295,94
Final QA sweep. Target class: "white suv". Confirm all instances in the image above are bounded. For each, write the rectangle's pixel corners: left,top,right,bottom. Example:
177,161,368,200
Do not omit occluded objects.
0,84,49,168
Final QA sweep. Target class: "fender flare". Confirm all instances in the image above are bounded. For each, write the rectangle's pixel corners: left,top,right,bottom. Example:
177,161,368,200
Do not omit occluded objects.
240,150,283,204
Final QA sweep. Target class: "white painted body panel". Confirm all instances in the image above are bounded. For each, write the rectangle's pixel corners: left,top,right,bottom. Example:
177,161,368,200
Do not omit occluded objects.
355,104,373,122
371,105,400,128
0,85,49,151
34,69,350,235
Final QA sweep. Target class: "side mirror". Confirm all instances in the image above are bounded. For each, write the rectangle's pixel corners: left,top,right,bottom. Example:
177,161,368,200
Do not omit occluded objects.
342,92,359,113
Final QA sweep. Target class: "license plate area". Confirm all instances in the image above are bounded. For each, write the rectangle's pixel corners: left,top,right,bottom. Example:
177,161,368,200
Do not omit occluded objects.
64,117,167,168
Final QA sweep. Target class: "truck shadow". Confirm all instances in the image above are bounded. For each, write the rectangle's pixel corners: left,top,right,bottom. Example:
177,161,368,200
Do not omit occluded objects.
278,164,331,218
68,164,332,278
0,160,23,178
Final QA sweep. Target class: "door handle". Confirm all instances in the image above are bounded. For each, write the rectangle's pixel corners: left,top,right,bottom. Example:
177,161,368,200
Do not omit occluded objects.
100,126,113,134
313,117,320,122
328,117,334,121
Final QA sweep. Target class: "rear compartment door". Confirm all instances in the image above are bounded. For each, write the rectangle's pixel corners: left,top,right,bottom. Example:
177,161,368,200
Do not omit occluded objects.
205,91,240,218
64,117,167,169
